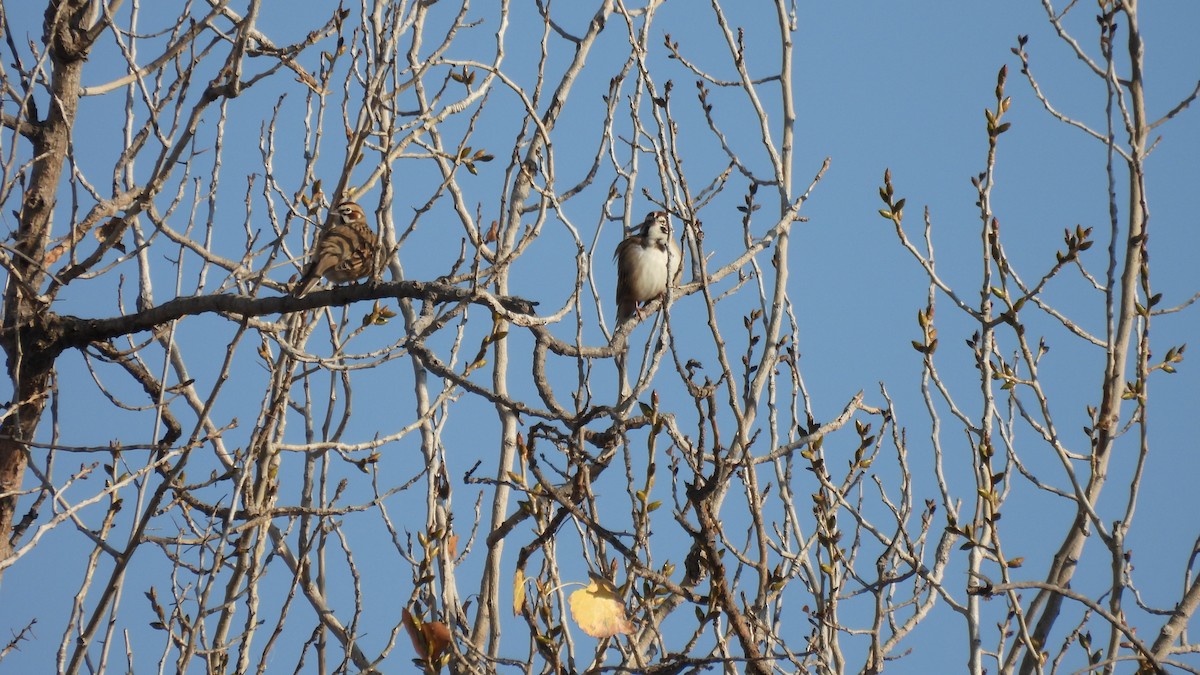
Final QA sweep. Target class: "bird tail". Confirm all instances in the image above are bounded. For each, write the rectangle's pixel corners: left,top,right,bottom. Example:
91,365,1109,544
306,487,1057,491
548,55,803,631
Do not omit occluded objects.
292,272,319,298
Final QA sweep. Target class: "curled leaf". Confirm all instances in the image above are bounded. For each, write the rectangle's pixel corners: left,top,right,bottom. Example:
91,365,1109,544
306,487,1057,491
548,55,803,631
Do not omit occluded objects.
403,608,451,664
513,569,527,615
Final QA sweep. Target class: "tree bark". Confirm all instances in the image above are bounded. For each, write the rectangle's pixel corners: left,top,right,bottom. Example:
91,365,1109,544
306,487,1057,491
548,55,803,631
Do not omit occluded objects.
0,0,95,573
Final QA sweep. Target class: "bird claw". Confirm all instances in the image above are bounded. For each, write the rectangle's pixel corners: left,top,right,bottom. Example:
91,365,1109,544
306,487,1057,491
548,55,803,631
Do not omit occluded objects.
635,293,669,321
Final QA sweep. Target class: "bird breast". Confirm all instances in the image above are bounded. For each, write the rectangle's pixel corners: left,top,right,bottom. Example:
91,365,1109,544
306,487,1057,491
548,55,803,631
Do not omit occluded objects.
318,223,375,282
624,243,677,302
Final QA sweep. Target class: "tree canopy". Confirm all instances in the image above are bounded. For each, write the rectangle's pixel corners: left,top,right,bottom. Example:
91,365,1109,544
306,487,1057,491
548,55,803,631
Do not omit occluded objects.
1,1,1198,673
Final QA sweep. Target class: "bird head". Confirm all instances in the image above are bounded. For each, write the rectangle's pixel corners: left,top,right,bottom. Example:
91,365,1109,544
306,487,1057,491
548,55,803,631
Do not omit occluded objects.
332,202,366,225
638,211,671,244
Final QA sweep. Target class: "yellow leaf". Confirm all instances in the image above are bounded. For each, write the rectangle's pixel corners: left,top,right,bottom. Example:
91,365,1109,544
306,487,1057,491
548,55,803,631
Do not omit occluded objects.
513,569,527,615
568,573,634,638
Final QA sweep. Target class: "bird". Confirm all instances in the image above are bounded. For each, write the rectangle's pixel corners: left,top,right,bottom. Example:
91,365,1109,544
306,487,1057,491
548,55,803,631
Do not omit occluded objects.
614,210,683,324
292,201,378,298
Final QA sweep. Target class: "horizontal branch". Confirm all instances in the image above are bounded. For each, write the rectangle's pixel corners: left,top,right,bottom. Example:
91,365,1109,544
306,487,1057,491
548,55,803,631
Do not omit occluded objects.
33,281,538,356
0,111,37,140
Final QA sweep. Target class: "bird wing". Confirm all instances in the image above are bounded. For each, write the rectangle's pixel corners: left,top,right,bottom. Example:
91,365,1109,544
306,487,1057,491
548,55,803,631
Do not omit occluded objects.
614,236,644,320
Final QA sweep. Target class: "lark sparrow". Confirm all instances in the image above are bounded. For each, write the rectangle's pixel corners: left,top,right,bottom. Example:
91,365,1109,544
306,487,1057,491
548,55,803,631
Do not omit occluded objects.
614,211,683,323
293,202,378,298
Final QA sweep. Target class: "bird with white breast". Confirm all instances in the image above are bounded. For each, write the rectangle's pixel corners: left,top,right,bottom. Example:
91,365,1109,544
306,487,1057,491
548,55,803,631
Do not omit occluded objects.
614,210,683,324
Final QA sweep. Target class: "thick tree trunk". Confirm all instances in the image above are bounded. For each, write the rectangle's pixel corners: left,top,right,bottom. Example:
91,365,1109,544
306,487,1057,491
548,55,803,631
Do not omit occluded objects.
0,0,93,573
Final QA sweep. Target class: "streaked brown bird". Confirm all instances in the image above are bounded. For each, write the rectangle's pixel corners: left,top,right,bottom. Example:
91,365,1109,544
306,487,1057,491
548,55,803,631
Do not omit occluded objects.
614,210,683,324
292,201,378,298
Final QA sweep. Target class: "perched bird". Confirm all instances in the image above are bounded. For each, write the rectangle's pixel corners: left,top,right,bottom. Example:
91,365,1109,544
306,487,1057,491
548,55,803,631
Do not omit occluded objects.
292,201,378,298
614,211,683,324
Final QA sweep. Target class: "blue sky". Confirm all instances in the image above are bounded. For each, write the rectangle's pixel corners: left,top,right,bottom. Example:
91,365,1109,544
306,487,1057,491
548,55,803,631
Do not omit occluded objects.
2,1,1199,672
